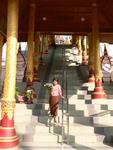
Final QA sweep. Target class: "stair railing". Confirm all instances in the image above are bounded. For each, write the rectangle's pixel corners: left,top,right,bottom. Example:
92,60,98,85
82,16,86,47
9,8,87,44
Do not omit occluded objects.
61,46,69,144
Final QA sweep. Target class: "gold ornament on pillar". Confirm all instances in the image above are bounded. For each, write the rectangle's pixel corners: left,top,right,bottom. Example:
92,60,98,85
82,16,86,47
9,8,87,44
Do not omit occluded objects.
1,100,15,120
26,3,36,85
87,33,95,83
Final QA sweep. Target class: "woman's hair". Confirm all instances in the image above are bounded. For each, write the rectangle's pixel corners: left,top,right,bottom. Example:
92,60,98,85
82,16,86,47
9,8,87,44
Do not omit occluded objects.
52,77,59,83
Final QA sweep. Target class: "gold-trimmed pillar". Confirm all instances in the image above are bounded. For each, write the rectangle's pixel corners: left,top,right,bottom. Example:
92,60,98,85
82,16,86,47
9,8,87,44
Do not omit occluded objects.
87,33,95,83
82,36,87,65
33,32,40,82
91,3,106,99
0,0,19,148
40,33,45,65
76,35,82,56
26,2,36,86
44,34,49,54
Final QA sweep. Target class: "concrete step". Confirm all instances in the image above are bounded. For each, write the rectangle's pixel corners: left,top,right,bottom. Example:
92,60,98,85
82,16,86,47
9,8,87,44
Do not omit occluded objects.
15,115,32,123
23,133,58,142
74,142,113,149
14,100,112,119
69,116,106,126
66,116,93,126
70,134,105,143
93,116,113,126
70,104,111,116
82,82,95,91
68,105,110,117
16,123,51,135
69,123,95,134
68,95,113,105
19,142,74,149
68,95,90,104
92,99,113,105
76,89,88,95
33,108,65,116
68,94,91,102
16,103,34,109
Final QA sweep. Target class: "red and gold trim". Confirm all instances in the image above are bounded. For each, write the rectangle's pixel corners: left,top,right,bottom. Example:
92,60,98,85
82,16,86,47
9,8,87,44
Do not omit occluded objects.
92,79,107,99
1,100,15,120
1,100,15,127
0,127,16,137
0,135,19,149
0,100,19,148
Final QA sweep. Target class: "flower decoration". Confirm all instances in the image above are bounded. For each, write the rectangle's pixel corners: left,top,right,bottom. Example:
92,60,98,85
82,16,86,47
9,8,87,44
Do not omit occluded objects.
24,87,37,104
44,83,53,94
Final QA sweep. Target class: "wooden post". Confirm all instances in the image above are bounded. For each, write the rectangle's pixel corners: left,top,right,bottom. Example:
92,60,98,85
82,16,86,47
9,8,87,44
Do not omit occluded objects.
33,32,40,81
82,36,87,65
26,3,36,86
87,33,95,83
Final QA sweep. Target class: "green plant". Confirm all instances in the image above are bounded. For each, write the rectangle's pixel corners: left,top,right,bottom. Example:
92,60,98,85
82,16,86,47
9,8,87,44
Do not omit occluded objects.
24,88,37,104
24,89,33,100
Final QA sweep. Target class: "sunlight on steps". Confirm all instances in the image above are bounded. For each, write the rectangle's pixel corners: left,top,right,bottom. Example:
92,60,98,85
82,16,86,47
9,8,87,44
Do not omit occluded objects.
1,46,113,149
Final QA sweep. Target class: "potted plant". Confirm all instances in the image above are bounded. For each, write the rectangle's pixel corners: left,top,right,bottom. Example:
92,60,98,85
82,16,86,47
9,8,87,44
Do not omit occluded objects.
24,87,37,104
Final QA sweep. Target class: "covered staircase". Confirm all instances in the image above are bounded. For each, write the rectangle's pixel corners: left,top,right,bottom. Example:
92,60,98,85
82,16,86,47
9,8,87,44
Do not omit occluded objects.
1,46,113,149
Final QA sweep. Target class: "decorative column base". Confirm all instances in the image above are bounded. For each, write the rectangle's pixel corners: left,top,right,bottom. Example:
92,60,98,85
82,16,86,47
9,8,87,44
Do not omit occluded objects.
33,69,40,82
26,79,33,87
88,75,95,83
44,48,48,54
87,68,95,83
0,126,19,149
92,79,107,99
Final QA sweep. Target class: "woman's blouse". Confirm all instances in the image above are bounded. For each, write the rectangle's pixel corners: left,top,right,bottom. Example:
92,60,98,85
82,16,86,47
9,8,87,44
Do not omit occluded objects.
50,84,62,97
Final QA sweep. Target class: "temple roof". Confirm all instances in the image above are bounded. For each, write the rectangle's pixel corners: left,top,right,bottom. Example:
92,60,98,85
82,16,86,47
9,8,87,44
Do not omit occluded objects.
0,0,113,41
